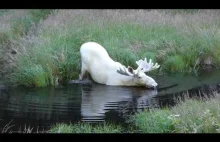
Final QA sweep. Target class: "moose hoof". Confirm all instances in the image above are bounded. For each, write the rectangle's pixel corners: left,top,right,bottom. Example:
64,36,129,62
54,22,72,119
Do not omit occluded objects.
79,74,83,80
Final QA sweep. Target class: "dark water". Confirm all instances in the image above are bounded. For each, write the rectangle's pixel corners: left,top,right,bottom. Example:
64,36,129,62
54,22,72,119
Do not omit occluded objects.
0,70,220,132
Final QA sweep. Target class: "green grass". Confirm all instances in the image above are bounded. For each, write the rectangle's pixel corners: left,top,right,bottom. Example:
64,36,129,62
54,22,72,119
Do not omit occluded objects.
11,9,52,38
165,9,201,15
128,92,220,133
48,122,123,133
0,9,53,85
170,94,220,133
1,9,220,87
11,64,47,87
128,109,174,133
0,10,8,16
1,10,52,41
15,10,51,37
9,23,182,87
163,55,185,72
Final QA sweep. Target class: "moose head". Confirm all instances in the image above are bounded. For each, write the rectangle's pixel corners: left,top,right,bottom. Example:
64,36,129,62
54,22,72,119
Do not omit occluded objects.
116,58,160,89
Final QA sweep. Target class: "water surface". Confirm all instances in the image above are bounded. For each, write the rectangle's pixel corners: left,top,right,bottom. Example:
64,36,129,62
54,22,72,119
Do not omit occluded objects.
0,70,220,132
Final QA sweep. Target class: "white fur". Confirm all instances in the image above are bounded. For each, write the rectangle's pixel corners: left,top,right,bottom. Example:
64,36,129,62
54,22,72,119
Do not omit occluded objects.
79,42,158,88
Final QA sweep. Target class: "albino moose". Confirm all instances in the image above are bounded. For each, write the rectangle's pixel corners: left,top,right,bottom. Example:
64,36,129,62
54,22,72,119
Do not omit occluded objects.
79,42,160,89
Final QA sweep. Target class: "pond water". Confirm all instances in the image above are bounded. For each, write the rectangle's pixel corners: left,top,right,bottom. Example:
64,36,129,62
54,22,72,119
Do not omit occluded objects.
0,70,220,132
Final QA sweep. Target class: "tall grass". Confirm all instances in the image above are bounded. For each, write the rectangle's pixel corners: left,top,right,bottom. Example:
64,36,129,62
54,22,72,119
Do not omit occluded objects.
0,119,45,133
128,92,220,133
0,10,52,41
2,9,220,87
48,122,123,133
0,10,52,85
128,109,174,133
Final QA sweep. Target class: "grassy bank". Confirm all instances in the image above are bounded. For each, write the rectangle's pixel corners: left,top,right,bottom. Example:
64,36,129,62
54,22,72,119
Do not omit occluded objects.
0,9,52,86
1,9,220,87
46,92,220,133
128,91,220,133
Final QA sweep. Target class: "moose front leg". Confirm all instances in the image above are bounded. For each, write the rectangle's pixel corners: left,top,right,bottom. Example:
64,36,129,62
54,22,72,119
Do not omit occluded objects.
79,72,88,80
79,64,88,80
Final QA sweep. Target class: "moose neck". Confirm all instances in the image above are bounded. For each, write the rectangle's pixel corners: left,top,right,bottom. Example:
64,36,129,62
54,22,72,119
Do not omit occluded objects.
117,75,137,86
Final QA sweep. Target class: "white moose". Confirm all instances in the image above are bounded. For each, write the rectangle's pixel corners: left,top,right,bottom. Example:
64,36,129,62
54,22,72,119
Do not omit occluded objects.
79,42,160,89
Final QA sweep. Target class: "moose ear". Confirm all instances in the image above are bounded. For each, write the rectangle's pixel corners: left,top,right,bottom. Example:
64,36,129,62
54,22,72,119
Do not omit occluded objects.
127,66,134,74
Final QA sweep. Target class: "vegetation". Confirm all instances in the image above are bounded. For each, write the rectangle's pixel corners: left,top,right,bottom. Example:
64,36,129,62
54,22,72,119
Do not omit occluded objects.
1,9,220,87
0,9,52,86
48,122,123,133
128,92,220,133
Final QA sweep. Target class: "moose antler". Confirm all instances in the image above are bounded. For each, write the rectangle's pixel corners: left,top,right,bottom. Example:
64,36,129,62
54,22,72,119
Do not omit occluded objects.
116,65,134,76
136,58,160,72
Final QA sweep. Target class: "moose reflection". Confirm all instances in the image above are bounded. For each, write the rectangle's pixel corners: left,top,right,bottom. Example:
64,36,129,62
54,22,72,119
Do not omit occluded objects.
80,84,158,122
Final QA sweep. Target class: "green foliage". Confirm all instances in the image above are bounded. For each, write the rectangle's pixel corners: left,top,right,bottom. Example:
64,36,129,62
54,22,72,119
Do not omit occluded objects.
48,122,123,133
6,10,53,40
163,55,185,72
49,123,74,133
129,93,220,133
11,64,47,87
0,33,10,43
171,95,220,133
128,109,174,133
167,9,201,15
29,9,52,22
140,51,157,61
0,10,53,86
172,109,220,133
10,17,32,37
0,9,8,16
92,123,123,133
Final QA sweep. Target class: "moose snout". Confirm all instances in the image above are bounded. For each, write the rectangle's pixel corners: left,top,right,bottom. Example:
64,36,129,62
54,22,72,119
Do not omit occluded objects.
149,86,157,90
145,82,158,90
145,85,157,90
